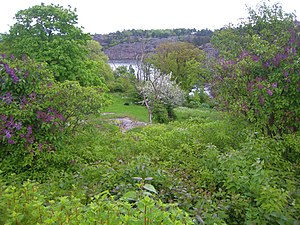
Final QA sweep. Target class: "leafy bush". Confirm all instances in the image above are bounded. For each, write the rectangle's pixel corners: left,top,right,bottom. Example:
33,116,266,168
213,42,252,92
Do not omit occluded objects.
0,180,193,225
110,66,138,96
0,55,56,154
0,55,109,173
124,114,299,224
211,2,300,136
152,102,169,123
41,80,110,134
185,87,213,109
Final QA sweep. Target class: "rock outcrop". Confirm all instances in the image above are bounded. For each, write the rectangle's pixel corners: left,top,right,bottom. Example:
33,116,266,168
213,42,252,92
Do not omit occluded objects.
93,29,215,60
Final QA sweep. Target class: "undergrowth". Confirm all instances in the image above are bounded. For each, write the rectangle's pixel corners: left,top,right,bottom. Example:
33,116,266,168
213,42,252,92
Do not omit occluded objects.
0,107,299,224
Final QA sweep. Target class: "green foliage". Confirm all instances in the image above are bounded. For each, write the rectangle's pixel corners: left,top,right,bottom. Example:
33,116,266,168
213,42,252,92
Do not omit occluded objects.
152,102,169,123
174,107,222,121
146,42,208,91
85,40,115,86
185,87,214,108
41,80,110,133
210,2,300,135
110,65,137,96
0,180,193,225
1,3,109,86
0,56,57,155
125,117,298,224
0,104,299,224
0,55,109,174
211,3,295,60
1,2,299,223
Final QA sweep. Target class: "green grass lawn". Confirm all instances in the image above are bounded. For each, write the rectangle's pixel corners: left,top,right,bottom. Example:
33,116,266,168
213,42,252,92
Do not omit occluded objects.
101,94,219,124
174,106,223,121
102,94,149,122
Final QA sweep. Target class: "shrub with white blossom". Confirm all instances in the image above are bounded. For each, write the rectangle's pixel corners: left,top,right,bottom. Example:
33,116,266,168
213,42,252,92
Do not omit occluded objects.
139,71,184,123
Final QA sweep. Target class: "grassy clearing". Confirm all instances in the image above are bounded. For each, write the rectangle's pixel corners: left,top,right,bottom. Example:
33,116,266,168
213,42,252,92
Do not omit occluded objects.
101,94,218,123
102,94,149,122
174,106,223,121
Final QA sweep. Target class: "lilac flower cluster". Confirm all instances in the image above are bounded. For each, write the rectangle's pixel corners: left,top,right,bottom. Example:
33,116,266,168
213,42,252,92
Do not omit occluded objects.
4,63,19,83
246,77,277,106
219,58,236,69
1,92,13,104
1,54,65,151
251,55,260,62
257,84,264,90
239,50,250,59
263,61,271,69
213,24,300,134
0,91,38,108
1,54,31,86
0,114,22,145
36,108,64,125
19,92,37,109
259,96,265,105
20,126,34,145
273,53,288,67
0,113,49,147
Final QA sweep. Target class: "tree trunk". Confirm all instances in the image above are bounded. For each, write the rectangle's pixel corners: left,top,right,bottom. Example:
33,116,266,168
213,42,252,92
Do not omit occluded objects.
143,96,152,124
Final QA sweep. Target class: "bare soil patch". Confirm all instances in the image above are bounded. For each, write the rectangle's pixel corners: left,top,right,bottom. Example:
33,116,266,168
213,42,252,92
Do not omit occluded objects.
111,117,148,132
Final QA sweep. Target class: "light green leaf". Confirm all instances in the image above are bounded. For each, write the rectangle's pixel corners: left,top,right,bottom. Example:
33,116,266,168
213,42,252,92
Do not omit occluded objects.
143,184,157,194
122,191,137,201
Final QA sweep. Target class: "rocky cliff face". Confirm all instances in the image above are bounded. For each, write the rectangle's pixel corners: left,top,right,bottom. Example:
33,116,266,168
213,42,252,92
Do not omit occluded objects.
93,29,216,60
102,37,179,60
94,36,218,60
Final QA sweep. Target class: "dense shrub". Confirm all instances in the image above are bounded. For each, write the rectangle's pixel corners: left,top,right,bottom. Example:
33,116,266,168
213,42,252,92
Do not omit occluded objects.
124,114,299,224
0,179,193,225
0,55,109,173
152,102,169,123
211,3,300,136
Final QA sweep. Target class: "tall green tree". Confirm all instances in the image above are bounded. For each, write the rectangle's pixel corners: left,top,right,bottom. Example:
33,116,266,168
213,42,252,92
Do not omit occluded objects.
145,42,207,91
1,4,98,85
82,40,114,87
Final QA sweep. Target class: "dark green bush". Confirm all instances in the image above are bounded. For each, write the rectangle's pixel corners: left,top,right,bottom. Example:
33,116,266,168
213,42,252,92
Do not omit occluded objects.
152,102,169,123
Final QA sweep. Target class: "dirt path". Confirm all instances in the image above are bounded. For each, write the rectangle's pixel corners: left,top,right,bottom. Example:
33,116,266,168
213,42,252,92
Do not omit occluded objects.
111,117,148,132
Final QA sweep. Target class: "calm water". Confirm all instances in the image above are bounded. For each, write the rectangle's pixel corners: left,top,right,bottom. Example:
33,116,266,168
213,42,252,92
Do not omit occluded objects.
109,60,139,72
109,60,148,80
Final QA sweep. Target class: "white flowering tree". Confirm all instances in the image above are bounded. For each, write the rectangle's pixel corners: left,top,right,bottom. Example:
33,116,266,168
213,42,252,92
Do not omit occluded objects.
139,71,185,123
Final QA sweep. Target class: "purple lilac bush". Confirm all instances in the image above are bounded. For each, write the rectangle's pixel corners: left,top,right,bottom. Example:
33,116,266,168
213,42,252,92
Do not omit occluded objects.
0,55,64,155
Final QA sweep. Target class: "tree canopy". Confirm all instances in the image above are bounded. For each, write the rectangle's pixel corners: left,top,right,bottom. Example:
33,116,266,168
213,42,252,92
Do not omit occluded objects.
1,4,106,86
145,42,207,91
211,2,296,60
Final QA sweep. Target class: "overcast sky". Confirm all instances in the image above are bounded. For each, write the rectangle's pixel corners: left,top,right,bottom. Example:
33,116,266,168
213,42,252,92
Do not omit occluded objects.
0,0,299,34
